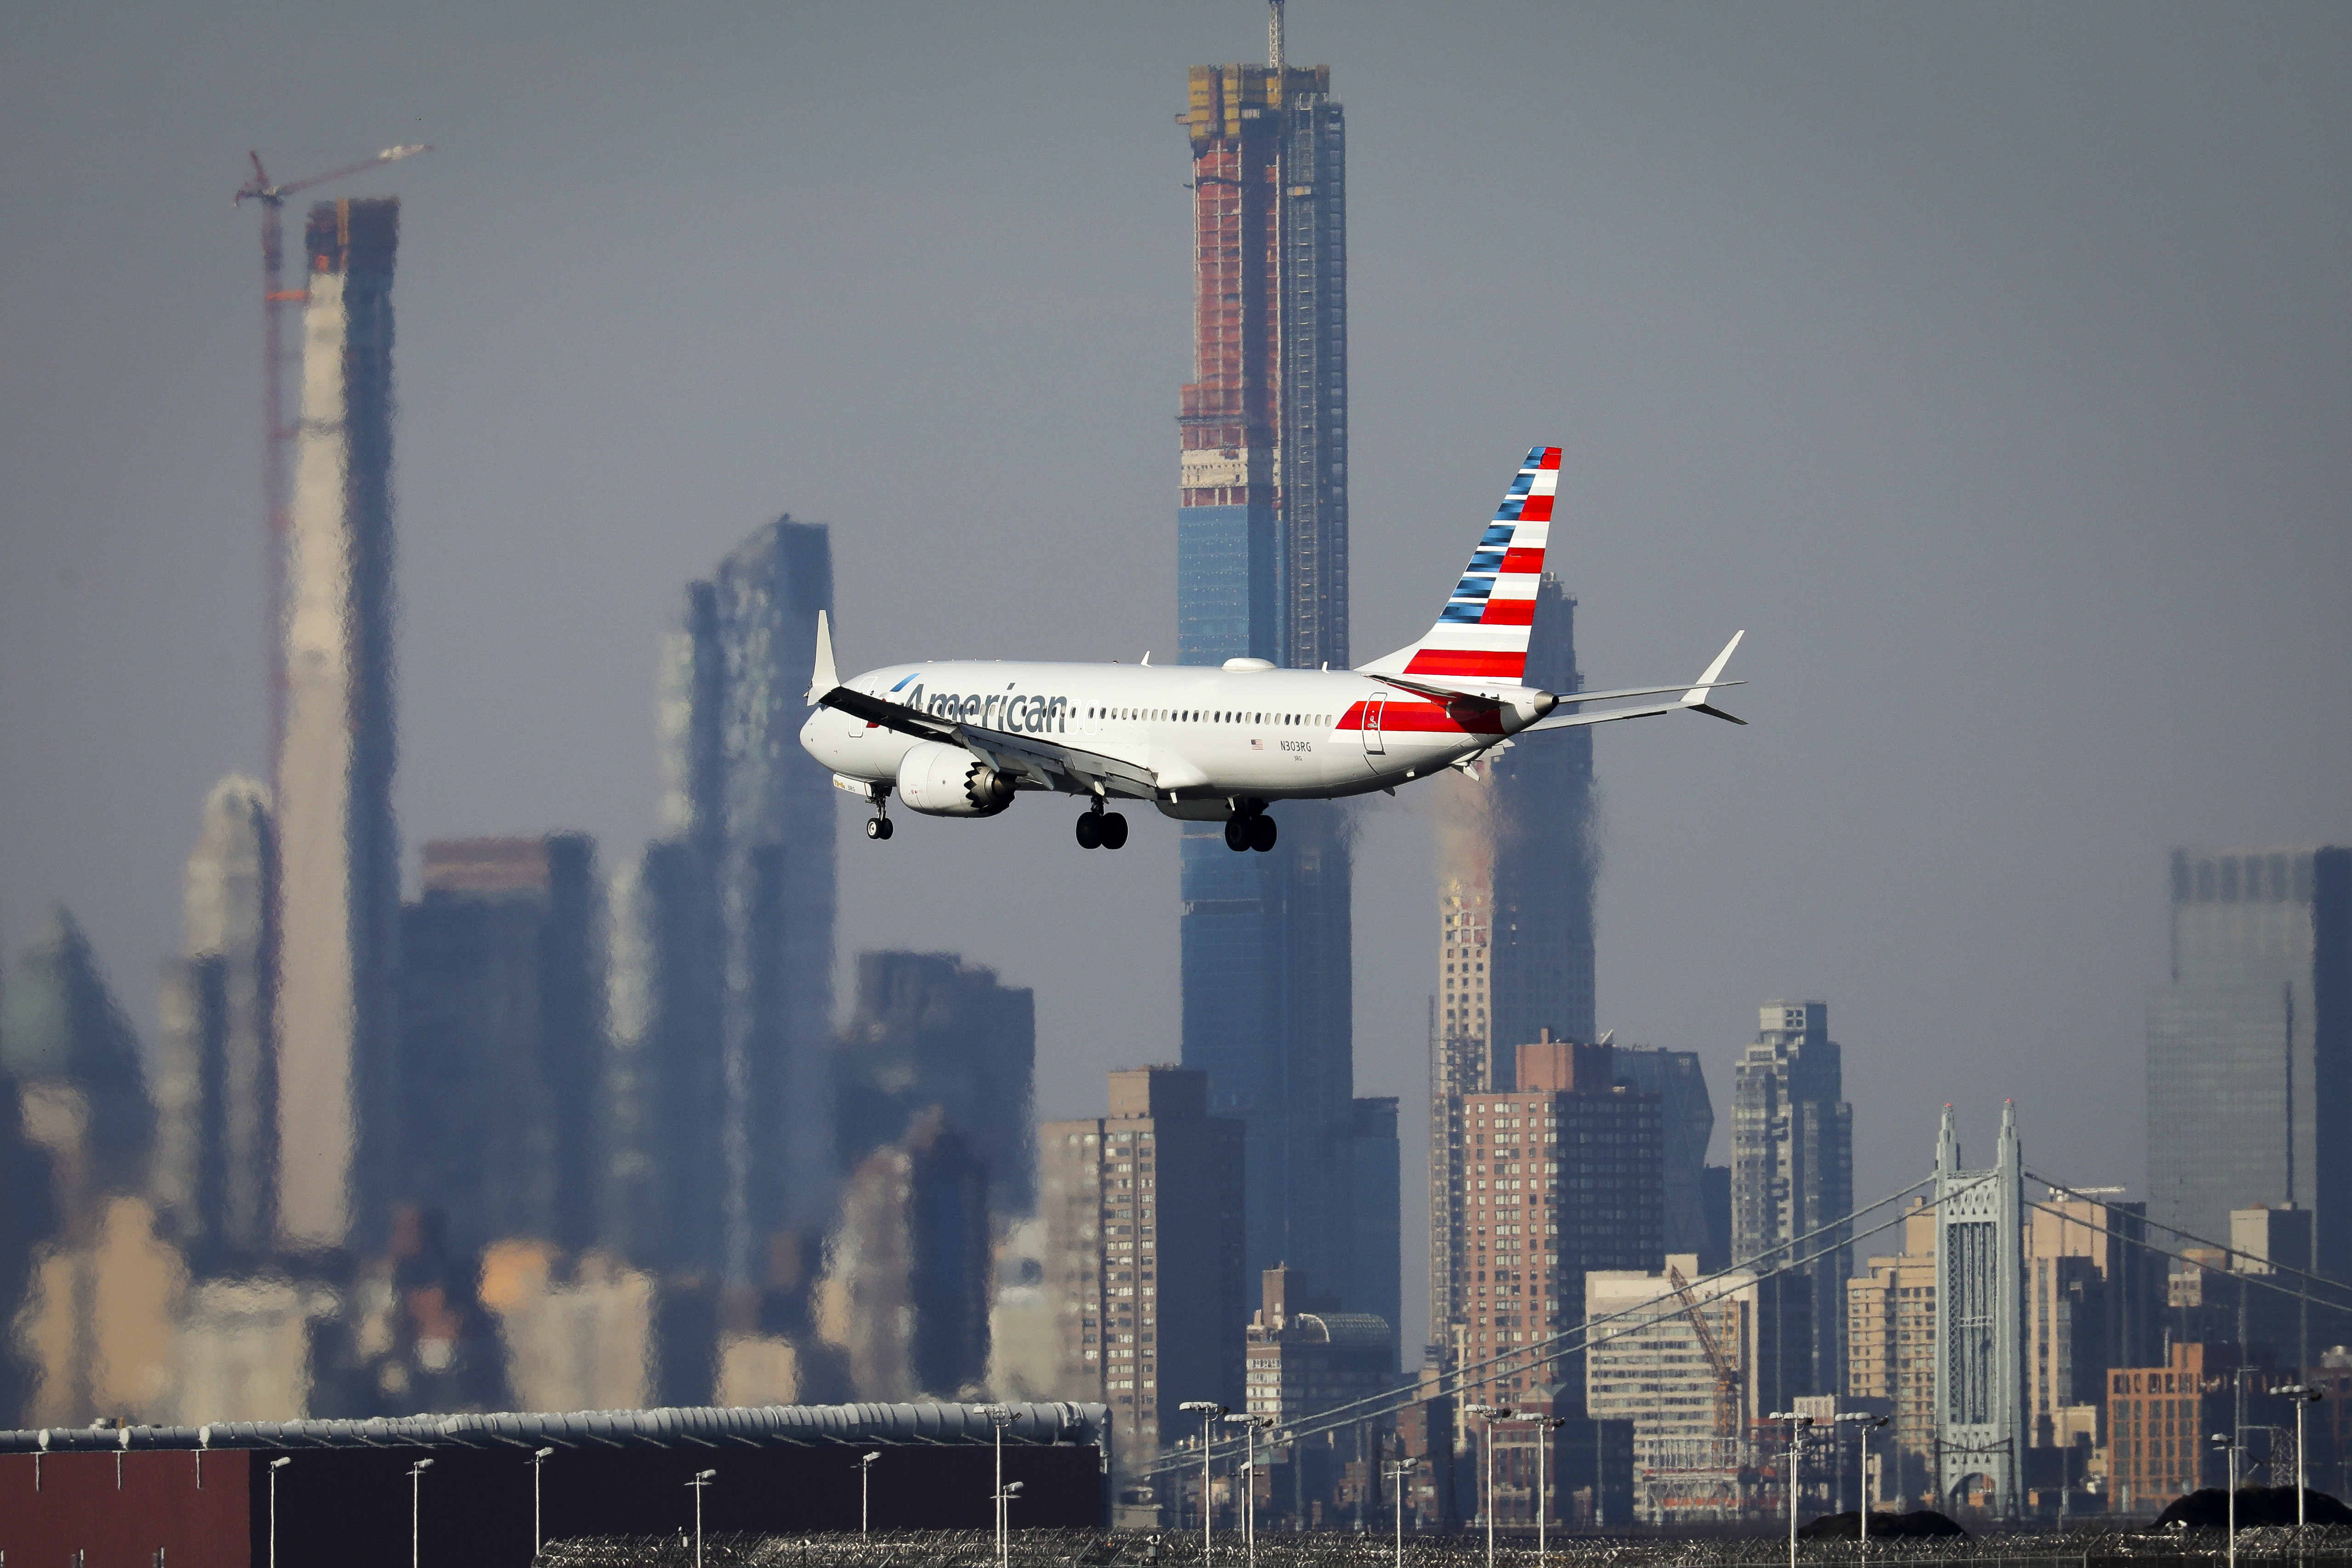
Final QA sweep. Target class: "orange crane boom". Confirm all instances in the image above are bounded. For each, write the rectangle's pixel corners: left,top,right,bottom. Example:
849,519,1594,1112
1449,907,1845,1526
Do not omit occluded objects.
1667,1264,1742,1442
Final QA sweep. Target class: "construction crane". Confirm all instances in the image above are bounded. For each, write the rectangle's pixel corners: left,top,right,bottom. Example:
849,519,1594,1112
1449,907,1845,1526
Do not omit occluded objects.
1667,1264,1743,1449
233,144,428,766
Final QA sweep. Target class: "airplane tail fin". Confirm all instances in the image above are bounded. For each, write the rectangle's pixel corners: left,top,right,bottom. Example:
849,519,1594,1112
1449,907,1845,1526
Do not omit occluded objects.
806,610,838,704
1355,445,1560,685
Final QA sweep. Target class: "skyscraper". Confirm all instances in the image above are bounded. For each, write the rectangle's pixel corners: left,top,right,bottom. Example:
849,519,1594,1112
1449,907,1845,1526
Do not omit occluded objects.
273,196,401,1252
1345,1095,1402,1354
821,1111,992,1402
0,910,154,1204
395,836,605,1260
602,836,727,1277
0,911,160,1428
1175,29,1360,1296
1437,1037,1663,1410
1040,1067,1246,1467
2147,847,2350,1279
1731,1000,1852,1400
1482,579,1596,1063
1430,578,1595,1363
612,520,836,1287
834,950,1036,1225
1612,1045,1716,1263
153,775,277,1259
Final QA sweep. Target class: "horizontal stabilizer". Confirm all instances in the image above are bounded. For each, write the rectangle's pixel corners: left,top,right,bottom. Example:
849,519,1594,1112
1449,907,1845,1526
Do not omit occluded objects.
1524,631,1749,732
1526,701,1681,732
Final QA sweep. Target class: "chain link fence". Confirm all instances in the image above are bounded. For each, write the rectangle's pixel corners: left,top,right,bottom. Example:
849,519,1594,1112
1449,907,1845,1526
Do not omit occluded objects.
538,1526,2352,1568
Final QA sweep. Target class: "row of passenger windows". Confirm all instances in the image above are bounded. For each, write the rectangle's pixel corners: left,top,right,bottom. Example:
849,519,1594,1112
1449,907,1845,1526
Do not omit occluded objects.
1083,707,1335,726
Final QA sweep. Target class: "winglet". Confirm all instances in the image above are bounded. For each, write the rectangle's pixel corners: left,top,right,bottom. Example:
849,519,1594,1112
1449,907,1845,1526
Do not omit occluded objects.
807,610,838,705
1680,631,1748,724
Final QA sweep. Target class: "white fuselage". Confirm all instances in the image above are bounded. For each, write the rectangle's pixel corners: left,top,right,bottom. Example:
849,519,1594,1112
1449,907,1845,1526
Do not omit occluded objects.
800,659,1544,809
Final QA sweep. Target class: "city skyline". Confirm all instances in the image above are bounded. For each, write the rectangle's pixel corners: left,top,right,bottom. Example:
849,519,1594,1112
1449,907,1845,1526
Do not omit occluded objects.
4,2,2351,1368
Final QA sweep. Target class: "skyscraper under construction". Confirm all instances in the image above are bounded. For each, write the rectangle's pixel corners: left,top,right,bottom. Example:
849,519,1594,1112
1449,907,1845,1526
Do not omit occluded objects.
273,197,401,1252
1176,10,1367,1300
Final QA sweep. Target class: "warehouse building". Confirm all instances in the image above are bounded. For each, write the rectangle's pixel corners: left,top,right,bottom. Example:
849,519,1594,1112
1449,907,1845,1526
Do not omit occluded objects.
0,1400,1108,1568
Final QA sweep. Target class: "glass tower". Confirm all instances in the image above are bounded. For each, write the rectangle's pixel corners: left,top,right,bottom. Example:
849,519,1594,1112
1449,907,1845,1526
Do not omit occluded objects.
2147,846,2351,1279
1175,47,1359,1295
1731,1000,1852,1399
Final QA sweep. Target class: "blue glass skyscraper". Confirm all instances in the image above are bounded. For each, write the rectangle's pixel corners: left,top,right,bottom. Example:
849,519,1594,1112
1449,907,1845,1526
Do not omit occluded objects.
1176,46,1364,1298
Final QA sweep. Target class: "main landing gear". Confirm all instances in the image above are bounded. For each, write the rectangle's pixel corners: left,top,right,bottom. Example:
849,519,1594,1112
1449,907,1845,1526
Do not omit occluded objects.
1223,810,1276,853
1075,804,1128,850
864,814,894,840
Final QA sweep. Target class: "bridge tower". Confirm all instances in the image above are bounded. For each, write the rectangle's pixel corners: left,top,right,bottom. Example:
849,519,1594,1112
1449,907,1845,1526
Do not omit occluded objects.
1933,1101,2027,1517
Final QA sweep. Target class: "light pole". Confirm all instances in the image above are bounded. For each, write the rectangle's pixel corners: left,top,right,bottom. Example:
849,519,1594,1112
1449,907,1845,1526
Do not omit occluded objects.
2278,1387,2324,1530
1767,1413,1813,1568
1508,1414,1569,1559
267,1457,290,1568
2210,1434,2239,1568
407,1457,435,1568
1463,1404,1511,1568
1179,1401,1228,1559
993,1480,1025,1568
1384,1459,1414,1568
978,1403,1016,1568
859,1451,881,1537
530,1446,555,1557
688,1468,717,1568
1836,1414,1888,1553
1224,1412,1274,1562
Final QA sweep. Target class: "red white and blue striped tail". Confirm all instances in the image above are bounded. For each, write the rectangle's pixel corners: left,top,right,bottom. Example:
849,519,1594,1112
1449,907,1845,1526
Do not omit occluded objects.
1356,444,1559,686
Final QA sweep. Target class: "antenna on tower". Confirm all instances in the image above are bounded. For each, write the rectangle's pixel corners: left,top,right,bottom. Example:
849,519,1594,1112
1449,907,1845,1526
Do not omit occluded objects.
1269,0,1286,73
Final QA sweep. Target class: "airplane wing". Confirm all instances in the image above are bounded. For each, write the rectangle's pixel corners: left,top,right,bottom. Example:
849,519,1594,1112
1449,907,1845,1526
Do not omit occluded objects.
957,728,1162,800
814,684,1162,799
817,683,959,744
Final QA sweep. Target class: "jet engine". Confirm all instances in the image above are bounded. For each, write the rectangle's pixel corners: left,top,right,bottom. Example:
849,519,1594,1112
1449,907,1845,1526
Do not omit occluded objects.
895,741,1016,817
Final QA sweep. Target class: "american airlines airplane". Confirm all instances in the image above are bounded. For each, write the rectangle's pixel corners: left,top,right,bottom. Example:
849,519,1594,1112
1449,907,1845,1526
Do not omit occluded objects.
800,445,1745,850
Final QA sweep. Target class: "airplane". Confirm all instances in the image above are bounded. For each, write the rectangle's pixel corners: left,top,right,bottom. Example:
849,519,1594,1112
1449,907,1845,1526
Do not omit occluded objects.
799,445,1746,850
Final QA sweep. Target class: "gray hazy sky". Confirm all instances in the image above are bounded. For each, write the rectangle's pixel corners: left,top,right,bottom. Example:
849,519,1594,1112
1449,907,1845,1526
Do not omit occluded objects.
5,1,2348,1347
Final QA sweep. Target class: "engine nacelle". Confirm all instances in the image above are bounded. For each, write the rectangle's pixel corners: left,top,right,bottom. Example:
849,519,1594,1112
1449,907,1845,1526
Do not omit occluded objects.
895,741,1017,818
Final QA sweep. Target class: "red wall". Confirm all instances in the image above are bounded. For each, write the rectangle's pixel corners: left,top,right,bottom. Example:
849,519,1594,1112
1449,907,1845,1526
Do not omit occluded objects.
0,1443,1103,1568
0,1449,252,1568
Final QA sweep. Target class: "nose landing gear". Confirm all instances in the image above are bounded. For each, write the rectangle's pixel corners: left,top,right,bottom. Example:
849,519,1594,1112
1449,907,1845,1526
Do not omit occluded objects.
1076,803,1128,850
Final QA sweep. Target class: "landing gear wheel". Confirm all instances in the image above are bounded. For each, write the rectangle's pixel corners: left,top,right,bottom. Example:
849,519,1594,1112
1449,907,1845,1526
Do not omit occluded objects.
1075,813,1103,850
1249,814,1277,852
865,816,894,841
1224,817,1252,852
1100,812,1129,850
